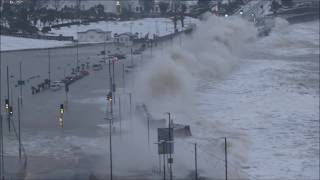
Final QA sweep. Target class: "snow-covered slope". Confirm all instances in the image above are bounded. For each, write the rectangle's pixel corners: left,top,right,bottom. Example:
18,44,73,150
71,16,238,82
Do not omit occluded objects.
0,35,72,51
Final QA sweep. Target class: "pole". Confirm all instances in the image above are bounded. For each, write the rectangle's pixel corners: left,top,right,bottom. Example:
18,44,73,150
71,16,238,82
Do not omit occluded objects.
112,61,115,105
130,48,133,66
129,93,132,121
150,41,153,57
0,47,2,179
6,66,10,132
109,99,113,180
19,62,22,106
118,96,121,135
159,154,162,174
195,143,198,180
225,137,228,180
48,49,51,85
168,113,173,180
0,54,4,180
18,98,21,159
163,142,166,180
147,111,150,146
76,41,79,69
109,56,112,90
122,63,125,91
0,113,3,180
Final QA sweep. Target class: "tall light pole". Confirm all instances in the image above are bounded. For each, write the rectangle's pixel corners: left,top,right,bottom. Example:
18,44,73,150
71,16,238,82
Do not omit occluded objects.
17,98,21,159
167,112,173,180
6,66,10,132
0,44,4,180
195,143,198,180
19,62,23,106
225,137,228,180
48,49,51,85
107,92,113,180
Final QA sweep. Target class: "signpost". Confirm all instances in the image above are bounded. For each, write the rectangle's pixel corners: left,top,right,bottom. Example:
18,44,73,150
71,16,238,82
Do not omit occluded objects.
157,126,174,180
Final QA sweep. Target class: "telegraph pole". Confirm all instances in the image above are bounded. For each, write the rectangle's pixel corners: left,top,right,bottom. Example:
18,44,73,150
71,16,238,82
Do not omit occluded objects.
122,63,125,91
109,99,113,180
19,62,23,106
0,49,4,180
118,96,121,135
18,98,21,159
167,113,173,180
163,141,166,180
48,49,51,85
108,54,113,180
195,143,198,180
76,42,79,70
130,48,133,66
129,93,132,121
112,60,115,105
107,92,113,180
225,137,228,180
6,66,10,132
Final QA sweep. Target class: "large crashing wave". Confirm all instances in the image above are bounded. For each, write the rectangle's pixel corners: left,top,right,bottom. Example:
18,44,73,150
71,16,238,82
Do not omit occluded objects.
133,15,257,116
130,15,258,178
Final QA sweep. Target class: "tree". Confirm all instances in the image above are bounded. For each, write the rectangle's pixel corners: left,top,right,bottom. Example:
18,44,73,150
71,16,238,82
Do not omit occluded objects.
197,0,210,10
120,7,134,20
159,2,169,16
271,0,281,13
180,4,187,28
141,0,154,13
96,4,105,17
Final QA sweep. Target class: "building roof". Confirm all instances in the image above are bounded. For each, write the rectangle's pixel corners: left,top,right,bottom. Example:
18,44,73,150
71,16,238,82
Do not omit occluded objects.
78,29,111,34
114,32,137,38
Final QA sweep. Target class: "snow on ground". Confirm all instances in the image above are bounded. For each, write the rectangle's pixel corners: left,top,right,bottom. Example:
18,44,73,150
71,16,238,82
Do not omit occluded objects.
0,35,72,51
47,17,200,40
1,17,199,51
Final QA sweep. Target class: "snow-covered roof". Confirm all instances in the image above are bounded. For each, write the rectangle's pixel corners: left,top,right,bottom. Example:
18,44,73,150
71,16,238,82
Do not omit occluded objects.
114,32,136,37
78,29,111,34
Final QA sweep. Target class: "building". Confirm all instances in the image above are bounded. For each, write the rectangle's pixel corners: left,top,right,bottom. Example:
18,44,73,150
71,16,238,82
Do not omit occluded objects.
114,32,136,46
39,0,118,14
77,29,112,43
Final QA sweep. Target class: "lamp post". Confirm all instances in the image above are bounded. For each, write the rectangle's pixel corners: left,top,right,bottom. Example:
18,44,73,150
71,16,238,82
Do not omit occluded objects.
107,92,113,180
0,46,4,180
166,112,173,180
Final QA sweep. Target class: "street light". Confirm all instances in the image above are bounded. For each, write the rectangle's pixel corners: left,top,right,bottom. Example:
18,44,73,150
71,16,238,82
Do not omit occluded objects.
107,91,113,102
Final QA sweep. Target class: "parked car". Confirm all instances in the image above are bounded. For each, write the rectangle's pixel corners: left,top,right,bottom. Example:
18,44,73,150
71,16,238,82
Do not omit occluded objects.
50,84,61,91
132,49,142,55
92,64,103,71
109,54,126,60
52,80,64,87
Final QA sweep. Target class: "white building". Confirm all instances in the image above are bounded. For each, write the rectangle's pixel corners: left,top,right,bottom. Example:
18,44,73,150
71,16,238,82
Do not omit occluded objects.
114,32,135,46
77,29,112,43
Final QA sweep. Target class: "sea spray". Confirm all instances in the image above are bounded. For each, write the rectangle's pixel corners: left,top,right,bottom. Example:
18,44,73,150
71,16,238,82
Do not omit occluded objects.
130,15,258,179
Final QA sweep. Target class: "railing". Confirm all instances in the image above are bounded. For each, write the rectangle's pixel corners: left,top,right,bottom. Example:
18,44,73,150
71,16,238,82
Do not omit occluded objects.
1,32,74,41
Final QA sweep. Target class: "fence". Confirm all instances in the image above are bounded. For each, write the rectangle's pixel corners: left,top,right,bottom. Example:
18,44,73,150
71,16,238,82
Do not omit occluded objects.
1,32,74,41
